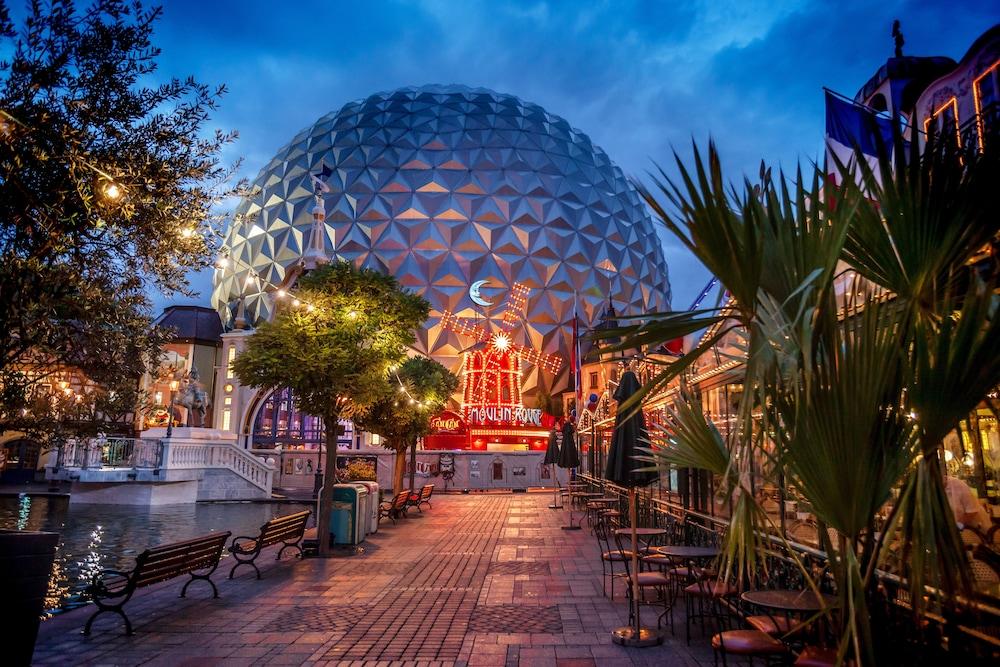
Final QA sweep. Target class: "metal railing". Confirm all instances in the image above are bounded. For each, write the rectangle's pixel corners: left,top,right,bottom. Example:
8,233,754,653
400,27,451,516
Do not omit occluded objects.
52,437,274,495
56,437,163,470
577,471,1000,661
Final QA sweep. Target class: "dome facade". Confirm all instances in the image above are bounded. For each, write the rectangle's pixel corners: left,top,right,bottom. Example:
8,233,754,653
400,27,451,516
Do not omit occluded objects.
212,85,670,394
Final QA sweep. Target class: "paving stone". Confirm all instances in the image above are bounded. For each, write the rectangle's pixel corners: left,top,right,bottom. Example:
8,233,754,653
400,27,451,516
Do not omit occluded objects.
31,494,714,666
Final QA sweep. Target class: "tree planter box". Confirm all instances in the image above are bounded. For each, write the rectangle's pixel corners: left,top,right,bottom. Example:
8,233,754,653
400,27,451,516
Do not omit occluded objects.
0,530,59,666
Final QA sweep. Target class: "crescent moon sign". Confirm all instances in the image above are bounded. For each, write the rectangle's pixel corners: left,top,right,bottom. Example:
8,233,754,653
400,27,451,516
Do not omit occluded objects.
469,280,493,307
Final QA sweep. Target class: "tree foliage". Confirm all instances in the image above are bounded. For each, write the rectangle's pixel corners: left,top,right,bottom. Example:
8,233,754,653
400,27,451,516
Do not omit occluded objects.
0,0,240,436
354,355,458,493
232,260,429,554
232,261,430,422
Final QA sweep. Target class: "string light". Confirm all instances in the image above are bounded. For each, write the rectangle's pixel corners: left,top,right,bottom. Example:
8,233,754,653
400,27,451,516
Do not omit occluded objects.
102,182,122,201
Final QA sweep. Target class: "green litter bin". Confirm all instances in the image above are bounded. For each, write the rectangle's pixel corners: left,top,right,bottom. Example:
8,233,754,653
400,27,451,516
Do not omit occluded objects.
329,484,367,545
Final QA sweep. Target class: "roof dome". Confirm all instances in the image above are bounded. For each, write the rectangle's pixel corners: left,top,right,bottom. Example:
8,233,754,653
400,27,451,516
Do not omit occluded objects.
212,84,670,393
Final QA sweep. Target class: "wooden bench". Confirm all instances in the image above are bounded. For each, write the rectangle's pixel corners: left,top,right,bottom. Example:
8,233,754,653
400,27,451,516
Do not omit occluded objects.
228,509,311,580
380,489,411,524
408,484,435,512
83,531,231,636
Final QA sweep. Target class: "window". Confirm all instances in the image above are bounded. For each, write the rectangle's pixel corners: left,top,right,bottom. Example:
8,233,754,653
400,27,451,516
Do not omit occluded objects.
251,386,353,449
222,408,231,431
974,59,1000,151
923,97,960,149
589,372,599,389
226,346,236,379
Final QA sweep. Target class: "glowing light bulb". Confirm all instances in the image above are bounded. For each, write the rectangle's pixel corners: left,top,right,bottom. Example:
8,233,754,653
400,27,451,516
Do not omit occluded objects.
276,289,286,298
102,182,122,201
292,299,301,308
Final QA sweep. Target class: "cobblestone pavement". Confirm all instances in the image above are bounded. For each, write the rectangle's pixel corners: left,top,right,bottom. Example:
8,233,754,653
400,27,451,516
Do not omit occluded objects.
33,493,715,666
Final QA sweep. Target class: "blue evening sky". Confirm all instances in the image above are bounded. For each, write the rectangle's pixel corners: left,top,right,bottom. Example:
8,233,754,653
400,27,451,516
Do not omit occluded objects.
145,0,995,312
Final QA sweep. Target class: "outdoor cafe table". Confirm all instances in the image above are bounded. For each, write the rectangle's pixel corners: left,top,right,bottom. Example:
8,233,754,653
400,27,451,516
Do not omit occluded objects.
615,527,667,553
654,545,719,560
741,589,837,613
572,491,603,507
741,589,838,646
645,545,720,578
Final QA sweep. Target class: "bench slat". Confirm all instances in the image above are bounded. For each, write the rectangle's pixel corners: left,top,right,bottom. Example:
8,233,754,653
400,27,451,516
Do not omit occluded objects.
131,533,229,589
143,533,229,557
139,539,227,567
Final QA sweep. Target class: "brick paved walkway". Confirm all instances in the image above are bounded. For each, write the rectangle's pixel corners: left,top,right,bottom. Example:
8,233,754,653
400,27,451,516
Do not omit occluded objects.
33,493,714,666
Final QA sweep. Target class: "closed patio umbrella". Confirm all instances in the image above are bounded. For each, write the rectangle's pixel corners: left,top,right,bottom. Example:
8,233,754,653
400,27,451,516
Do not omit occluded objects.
544,428,562,509
558,419,582,530
557,419,580,469
605,368,661,648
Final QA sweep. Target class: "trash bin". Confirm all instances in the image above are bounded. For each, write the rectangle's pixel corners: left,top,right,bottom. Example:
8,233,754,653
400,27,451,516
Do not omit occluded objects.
355,481,380,533
347,483,371,539
329,484,367,545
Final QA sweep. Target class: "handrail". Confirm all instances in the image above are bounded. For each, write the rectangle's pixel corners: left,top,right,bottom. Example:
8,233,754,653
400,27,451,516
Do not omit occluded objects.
161,440,273,493
579,471,1000,616
56,437,162,470
55,437,274,495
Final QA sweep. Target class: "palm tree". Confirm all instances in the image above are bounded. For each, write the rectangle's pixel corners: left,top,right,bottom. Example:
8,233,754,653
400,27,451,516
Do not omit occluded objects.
599,130,1000,664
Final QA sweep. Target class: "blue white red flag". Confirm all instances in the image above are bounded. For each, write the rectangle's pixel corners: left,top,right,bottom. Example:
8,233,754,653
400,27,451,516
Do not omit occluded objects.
824,90,894,187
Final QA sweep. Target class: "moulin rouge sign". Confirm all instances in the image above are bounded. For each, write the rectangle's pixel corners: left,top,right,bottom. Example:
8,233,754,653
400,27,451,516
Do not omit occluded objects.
430,406,546,432
464,405,544,427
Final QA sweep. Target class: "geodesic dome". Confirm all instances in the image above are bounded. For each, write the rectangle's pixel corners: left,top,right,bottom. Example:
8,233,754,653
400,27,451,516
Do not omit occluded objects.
212,84,671,394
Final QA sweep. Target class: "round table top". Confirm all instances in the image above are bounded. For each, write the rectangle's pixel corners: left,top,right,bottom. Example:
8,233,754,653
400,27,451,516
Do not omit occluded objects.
654,545,719,559
741,589,837,612
587,498,617,505
615,527,667,538
600,509,621,516
573,491,603,497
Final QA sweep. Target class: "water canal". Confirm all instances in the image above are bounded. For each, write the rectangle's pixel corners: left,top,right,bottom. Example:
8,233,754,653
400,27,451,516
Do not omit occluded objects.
0,494,311,615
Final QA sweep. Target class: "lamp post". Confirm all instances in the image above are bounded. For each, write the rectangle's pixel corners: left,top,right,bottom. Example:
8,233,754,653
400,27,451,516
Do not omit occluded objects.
313,438,323,498
165,378,179,438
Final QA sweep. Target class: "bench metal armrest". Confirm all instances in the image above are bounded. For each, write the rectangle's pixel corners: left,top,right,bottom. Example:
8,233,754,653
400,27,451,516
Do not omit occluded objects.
88,568,134,598
230,535,260,554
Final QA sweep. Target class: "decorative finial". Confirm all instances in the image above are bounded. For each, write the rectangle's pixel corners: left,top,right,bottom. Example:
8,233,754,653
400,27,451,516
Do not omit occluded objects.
234,296,248,330
304,165,333,269
892,20,904,58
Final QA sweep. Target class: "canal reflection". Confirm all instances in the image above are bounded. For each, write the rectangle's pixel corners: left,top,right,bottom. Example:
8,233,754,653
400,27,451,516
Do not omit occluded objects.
0,495,311,615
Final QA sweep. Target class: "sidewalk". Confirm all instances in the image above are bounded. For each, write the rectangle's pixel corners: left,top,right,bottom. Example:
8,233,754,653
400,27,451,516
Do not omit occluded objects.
32,493,714,666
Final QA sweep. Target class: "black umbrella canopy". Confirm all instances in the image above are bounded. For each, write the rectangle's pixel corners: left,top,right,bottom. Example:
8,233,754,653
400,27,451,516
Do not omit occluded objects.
557,419,580,469
543,428,560,465
605,370,657,487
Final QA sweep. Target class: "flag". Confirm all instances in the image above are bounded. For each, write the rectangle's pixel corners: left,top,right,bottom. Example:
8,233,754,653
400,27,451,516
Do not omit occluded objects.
824,90,894,188
311,163,333,193
310,173,331,194
572,311,582,410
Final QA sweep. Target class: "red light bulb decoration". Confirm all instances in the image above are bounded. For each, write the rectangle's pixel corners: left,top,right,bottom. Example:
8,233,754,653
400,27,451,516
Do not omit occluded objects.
441,283,561,424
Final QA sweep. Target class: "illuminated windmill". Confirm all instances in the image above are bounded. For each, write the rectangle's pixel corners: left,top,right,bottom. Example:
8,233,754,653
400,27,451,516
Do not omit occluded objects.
440,283,563,420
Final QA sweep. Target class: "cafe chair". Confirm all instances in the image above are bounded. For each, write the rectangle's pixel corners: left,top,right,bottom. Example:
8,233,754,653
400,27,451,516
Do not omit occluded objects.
793,645,842,666
711,628,788,666
745,611,802,638
683,567,739,644
613,528,672,628
593,513,631,599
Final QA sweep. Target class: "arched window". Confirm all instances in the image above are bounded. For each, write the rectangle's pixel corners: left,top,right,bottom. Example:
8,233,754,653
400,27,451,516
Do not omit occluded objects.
251,387,352,450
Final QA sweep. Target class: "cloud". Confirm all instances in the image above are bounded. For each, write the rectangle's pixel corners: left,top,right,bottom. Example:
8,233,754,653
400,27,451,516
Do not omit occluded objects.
148,0,997,312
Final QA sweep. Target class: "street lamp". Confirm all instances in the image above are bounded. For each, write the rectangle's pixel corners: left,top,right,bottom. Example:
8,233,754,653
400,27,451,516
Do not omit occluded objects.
165,378,179,438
